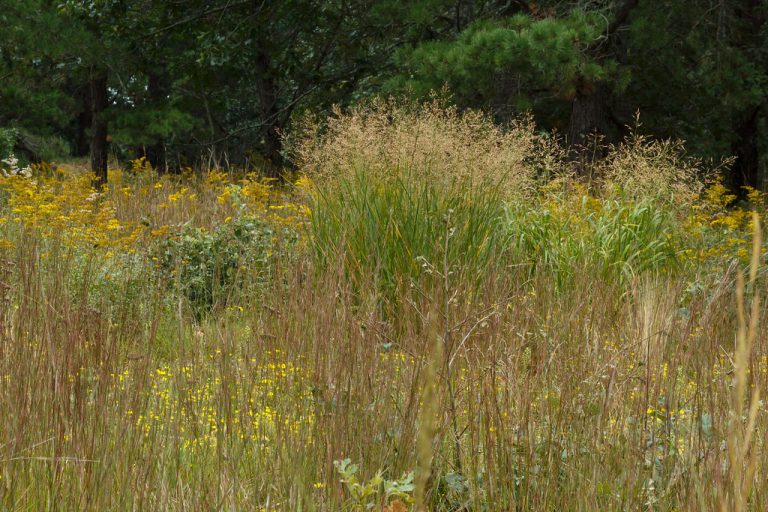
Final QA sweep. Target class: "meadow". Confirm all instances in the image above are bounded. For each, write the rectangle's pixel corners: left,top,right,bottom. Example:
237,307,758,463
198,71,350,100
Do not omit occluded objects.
0,102,766,511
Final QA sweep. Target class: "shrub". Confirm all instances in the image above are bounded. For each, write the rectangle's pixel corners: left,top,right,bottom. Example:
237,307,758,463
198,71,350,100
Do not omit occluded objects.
156,216,286,314
35,134,71,162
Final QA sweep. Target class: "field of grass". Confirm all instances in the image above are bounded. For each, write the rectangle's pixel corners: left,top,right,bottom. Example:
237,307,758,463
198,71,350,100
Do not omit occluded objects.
1,104,767,511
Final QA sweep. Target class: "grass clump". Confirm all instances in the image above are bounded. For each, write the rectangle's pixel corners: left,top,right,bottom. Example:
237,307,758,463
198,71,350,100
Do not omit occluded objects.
506,185,680,287
294,99,550,310
308,168,508,307
291,97,546,198
595,134,705,205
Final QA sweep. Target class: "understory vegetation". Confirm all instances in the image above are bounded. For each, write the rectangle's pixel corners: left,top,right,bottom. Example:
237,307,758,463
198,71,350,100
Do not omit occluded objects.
1,104,767,511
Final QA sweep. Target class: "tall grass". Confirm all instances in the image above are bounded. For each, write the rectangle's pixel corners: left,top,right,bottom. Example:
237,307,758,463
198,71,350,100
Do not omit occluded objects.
289,98,547,197
308,167,509,311
506,196,680,288
0,103,766,510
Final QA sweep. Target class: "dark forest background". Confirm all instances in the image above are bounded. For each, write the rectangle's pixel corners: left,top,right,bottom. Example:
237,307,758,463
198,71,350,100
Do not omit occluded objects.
2,0,767,191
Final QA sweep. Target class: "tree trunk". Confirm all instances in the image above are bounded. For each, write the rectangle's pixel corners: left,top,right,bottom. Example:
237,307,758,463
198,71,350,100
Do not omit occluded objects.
564,0,639,166
731,107,761,193
254,46,283,177
146,70,169,172
75,84,92,157
567,81,609,169
729,1,766,192
90,71,109,189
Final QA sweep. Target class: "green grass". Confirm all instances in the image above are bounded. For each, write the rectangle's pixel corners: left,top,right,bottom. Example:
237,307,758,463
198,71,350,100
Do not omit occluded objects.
308,167,509,311
506,196,680,288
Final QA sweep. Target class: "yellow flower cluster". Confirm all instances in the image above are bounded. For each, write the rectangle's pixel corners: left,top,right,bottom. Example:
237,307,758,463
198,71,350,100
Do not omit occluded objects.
683,176,766,266
0,162,313,257
540,180,604,233
0,169,143,252
213,173,311,232
115,350,314,452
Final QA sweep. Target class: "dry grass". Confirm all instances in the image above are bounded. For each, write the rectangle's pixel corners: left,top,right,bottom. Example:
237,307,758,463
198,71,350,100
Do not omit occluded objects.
594,133,709,206
289,98,551,198
0,106,766,510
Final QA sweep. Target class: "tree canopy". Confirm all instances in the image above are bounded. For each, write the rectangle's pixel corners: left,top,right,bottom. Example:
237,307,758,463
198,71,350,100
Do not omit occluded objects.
2,0,767,189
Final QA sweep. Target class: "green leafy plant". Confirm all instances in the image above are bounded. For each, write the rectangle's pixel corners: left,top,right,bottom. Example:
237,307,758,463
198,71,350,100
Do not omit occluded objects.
156,216,284,313
334,458,415,511
0,127,16,161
